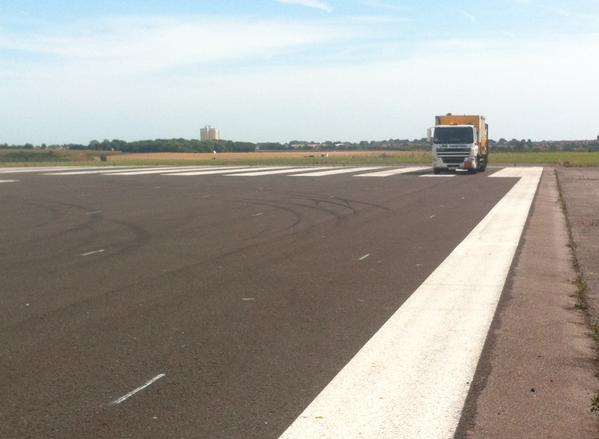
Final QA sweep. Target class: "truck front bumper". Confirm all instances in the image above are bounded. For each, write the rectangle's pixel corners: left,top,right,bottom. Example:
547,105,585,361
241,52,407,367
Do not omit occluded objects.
434,156,477,171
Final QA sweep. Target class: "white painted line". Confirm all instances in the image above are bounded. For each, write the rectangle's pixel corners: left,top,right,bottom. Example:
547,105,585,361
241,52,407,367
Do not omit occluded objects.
0,167,58,173
45,166,175,175
81,249,105,257
291,167,385,177
358,254,370,261
170,166,286,176
279,167,543,439
0,167,67,174
227,167,337,177
0,179,19,183
0,166,121,174
105,166,215,176
111,373,166,405
354,166,429,177
420,174,456,178
489,167,535,178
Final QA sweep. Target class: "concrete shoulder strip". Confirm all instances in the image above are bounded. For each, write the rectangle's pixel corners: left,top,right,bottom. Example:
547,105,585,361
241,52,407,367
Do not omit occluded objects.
279,167,543,439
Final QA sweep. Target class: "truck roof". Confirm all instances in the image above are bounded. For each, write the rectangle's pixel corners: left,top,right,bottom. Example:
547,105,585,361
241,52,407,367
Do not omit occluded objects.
435,115,486,127
435,124,476,128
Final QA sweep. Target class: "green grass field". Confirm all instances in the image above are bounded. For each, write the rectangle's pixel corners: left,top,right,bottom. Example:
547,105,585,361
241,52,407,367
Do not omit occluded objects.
491,152,599,167
0,149,112,166
2,150,599,167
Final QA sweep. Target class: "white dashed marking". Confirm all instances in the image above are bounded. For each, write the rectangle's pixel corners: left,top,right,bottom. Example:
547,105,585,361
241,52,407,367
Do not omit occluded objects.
81,249,105,257
47,167,178,175
169,167,269,176
227,167,336,176
106,166,215,176
291,167,385,177
111,374,166,406
0,166,122,174
355,167,429,177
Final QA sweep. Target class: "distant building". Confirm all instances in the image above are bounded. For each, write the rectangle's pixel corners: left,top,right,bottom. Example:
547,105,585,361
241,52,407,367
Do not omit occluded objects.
201,126,220,141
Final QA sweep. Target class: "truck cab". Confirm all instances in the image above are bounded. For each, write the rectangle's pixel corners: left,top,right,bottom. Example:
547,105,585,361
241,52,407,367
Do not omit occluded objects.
430,114,489,174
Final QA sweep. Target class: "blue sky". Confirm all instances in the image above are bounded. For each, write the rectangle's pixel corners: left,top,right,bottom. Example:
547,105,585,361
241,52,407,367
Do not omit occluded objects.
1,0,598,144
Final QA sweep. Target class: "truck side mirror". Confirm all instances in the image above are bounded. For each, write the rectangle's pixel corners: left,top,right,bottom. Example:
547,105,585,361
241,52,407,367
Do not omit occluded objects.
427,128,433,142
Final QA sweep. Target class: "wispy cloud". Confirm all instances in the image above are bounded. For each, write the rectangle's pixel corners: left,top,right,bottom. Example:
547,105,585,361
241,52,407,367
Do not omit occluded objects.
541,5,599,22
360,0,405,12
0,16,346,76
276,0,333,13
459,10,477,23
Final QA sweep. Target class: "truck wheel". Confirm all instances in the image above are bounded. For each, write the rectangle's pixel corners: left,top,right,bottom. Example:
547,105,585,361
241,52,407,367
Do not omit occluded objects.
477,155,487,172
433,168,442,175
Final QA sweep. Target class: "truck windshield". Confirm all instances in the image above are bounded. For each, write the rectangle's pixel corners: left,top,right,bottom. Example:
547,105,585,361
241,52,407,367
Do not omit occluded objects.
434,127,474,144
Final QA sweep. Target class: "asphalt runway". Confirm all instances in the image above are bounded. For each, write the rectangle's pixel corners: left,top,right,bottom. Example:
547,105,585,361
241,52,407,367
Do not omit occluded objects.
0,169,519,438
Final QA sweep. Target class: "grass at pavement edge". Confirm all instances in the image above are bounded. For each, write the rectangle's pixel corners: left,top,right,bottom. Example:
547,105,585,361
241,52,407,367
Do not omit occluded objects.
2,151,599,168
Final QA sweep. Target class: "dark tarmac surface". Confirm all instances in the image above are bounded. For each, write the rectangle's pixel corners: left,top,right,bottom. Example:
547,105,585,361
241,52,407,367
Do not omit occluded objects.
0,171,517,438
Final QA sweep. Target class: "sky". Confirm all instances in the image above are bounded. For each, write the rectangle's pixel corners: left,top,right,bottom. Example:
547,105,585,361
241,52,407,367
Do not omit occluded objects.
0,0,598,144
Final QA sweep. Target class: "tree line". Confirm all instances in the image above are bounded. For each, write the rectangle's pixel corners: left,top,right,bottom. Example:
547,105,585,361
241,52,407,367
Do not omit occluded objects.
0,138,432,153
1,137,598,153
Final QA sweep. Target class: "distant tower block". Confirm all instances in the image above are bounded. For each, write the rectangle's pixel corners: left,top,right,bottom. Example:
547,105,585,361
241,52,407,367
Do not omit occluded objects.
201,126,220,141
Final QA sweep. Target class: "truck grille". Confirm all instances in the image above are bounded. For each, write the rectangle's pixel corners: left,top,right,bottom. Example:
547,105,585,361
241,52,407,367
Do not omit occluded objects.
436,147,471,165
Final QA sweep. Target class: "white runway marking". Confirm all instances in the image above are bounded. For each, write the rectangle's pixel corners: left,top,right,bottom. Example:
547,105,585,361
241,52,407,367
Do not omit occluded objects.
489,167,538,178
81,249,105,257
46,167,167,175
111,373,166,406
0,166,115,174
105,166,215,176
420,174,456,178
279,167,543,439
354,166,429,177
170,166,286,176
358,254,370,261
291,166,385,177
0,179,19,183
226,167,337,176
